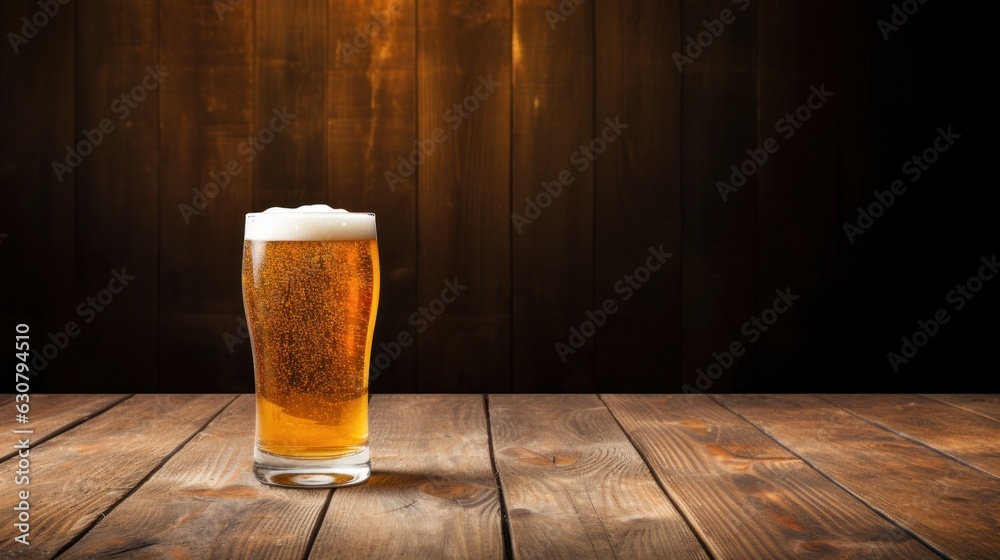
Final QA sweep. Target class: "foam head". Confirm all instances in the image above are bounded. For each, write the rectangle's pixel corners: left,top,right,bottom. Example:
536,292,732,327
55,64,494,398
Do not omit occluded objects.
244,205,377,241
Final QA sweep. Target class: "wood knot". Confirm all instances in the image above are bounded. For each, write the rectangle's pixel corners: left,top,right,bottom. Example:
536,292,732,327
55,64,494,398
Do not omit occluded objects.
418,479,480,500
508,508,532,519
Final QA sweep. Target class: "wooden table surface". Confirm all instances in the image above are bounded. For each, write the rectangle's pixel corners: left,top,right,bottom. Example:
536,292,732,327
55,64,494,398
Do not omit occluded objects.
2,394,998,559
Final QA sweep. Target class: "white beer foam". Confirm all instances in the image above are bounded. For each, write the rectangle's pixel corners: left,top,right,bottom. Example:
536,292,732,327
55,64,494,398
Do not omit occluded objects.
244,204,376,241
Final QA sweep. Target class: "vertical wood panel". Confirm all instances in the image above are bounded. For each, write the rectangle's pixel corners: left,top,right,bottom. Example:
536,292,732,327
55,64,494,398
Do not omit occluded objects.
680,0,758,392
754,2,838,390
511,0,593,391
254,0,326,208
417,0,512,391
4,1,976,394
0,0,75,392
327,0,418,392
74,0,159,391
594,0,682,392
159,0,255,391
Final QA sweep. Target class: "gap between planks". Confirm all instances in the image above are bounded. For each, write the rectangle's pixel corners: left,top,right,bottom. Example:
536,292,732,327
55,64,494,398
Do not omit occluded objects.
706,395,951,560
301,488,335,560
484,394,515,560
921,394,1000,423
818,394,1000,481
0,394,134,464
51,395,241,559
596,394,719,560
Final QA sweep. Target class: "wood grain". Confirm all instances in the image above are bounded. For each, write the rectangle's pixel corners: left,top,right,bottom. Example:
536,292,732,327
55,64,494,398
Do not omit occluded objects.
0,394,129,462
0,394,233,558
255,0,326,208
310,395,503,558
158,0,255,391
511,0,594,391
73,0,160,392
416,0,512,392
717,394,1000,558
59,395,327,559
327,0,418,392
0,0,76,392
490,394,707,559
923,394,1000,423
825,394,1000,478
594,0,681,392
603,394,938,559
680,0,759,392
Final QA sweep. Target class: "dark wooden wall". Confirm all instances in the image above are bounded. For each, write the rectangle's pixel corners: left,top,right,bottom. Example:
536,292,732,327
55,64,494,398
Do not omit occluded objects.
1,1,991,393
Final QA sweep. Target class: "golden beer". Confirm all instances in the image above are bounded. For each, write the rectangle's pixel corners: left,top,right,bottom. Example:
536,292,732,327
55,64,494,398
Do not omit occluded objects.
242,206,379,487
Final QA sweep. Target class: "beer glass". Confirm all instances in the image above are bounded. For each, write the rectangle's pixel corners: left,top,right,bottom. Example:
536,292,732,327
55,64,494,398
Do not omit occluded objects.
242,205,379,487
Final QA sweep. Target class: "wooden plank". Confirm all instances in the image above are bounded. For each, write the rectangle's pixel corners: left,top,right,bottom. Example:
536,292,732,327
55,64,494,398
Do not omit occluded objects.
490,394,707,559
327,0,418,392
254,0,326,207
0,394,129,462
717,394,1000,558
594,0,681,392
754,1,838,390
825,394,1000,478
310,395,503,558
680,0,759,392
416,0,512,392
73,0,159,391
510,0,594,391
0,0,76,392
159,0,255,391
924,394,1000,423
0,394,234,557
59,395,327,559
603,394,938,559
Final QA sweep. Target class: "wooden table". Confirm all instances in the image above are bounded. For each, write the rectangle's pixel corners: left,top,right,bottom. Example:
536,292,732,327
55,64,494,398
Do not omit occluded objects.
2,394,998,559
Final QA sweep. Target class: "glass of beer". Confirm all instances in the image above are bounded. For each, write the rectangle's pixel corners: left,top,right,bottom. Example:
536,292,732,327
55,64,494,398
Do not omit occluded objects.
242,205,379,487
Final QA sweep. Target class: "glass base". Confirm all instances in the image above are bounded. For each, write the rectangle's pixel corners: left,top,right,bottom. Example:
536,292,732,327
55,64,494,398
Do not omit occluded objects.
253,447,370,488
